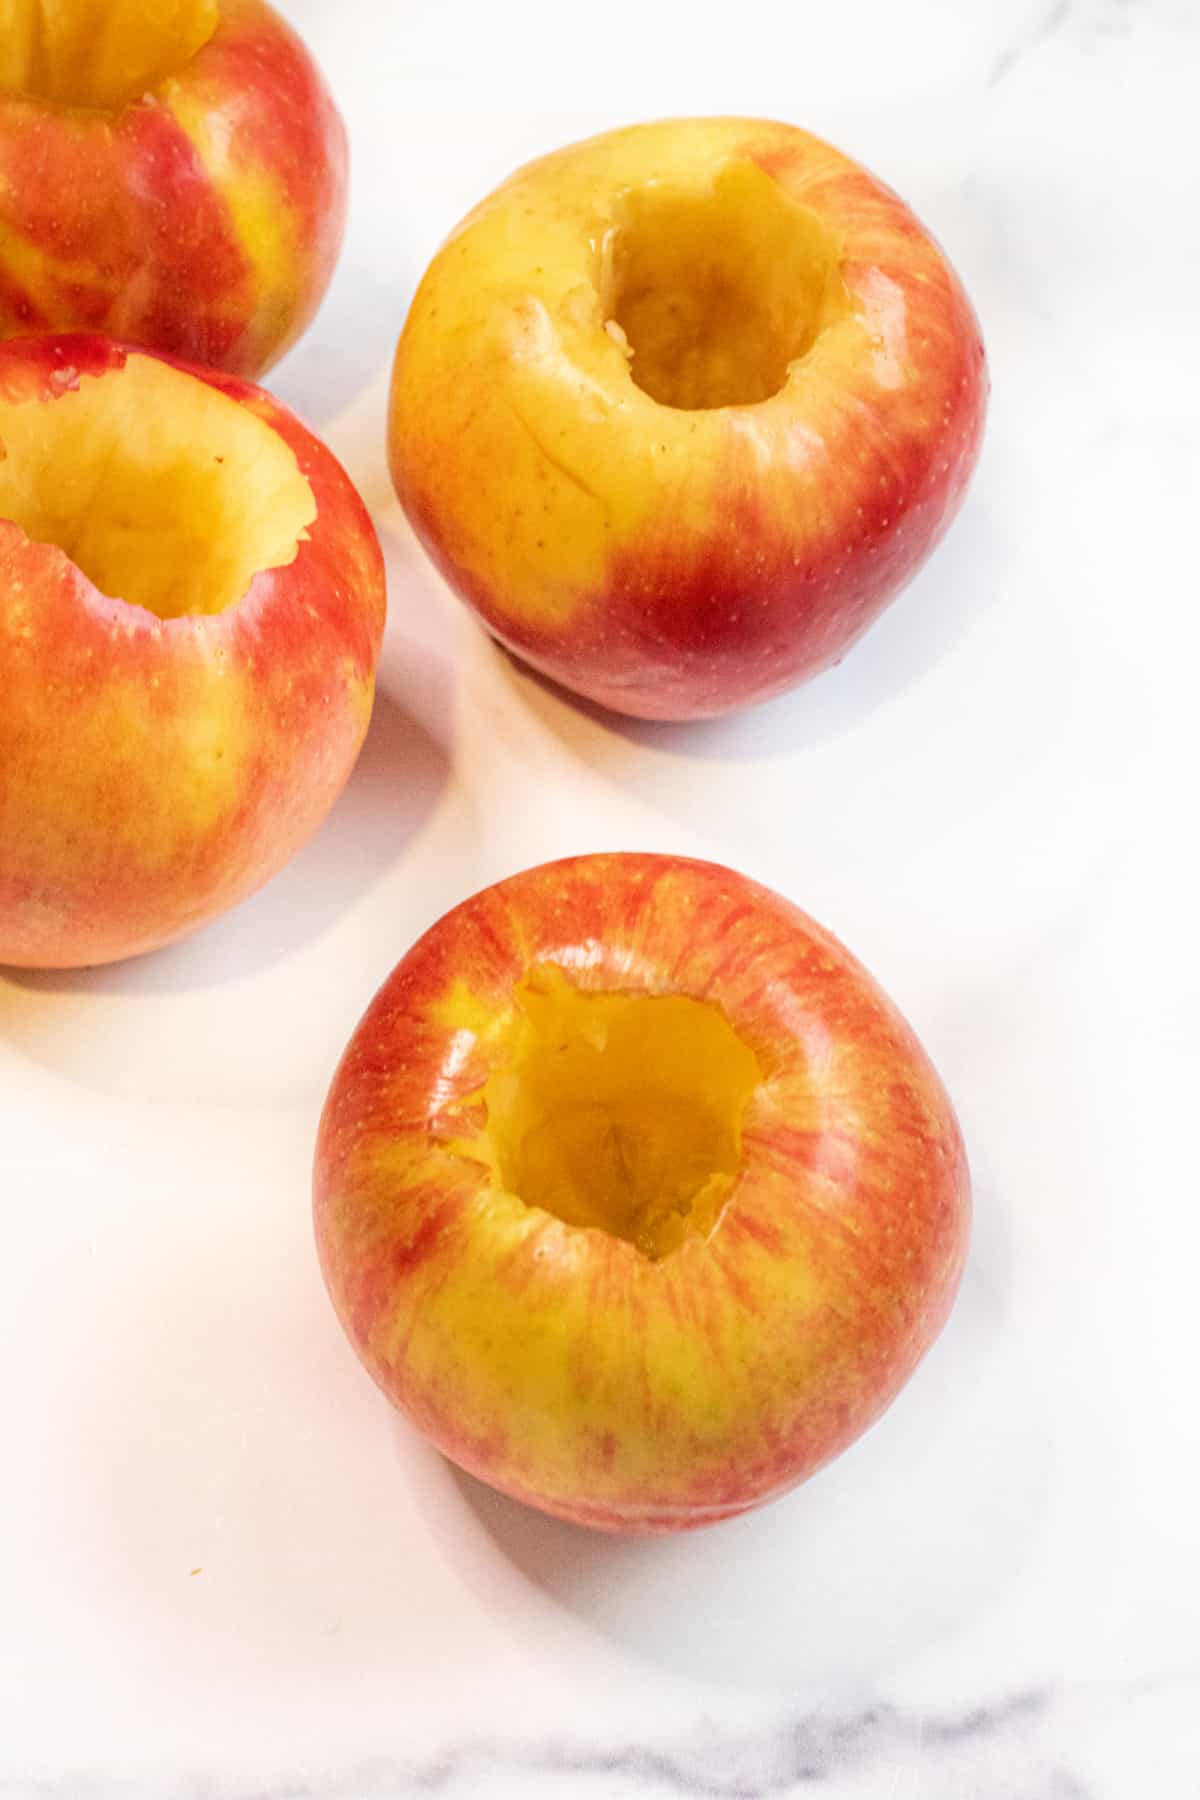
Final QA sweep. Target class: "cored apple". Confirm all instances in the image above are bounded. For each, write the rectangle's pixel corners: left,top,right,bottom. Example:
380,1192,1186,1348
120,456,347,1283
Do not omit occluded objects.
389,117,987,721
314,853,970,1533
0,333,385,969
0,0,347,377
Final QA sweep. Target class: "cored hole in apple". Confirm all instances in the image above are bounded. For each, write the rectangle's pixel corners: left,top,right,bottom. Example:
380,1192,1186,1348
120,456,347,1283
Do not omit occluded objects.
481,964,763,1262
603,159,850,411
0,0,219,111
0,352,316,620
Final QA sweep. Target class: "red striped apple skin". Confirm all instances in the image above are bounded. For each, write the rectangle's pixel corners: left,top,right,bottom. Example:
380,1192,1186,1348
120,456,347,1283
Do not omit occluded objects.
315,854,971,1533
0,0,347,378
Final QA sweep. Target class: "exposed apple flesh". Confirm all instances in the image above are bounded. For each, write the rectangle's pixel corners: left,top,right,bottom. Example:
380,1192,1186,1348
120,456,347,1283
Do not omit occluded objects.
474,965,763,1261
0,347,315,619
0,0,218,112
606,160,850,410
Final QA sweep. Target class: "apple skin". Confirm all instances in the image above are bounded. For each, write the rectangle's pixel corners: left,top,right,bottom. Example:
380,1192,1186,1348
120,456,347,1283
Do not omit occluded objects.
0,333,386,970
390,117,987,722
0,0,347,378
314,853,970,1534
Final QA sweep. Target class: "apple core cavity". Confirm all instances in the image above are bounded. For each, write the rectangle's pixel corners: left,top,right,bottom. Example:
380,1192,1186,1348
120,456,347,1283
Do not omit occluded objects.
0,351,316,619
0,0,220,112
603,160,852,410
477,964,763,1261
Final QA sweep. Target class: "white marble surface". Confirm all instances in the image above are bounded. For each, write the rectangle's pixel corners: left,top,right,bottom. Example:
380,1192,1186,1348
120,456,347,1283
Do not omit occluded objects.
3,0,1200,1794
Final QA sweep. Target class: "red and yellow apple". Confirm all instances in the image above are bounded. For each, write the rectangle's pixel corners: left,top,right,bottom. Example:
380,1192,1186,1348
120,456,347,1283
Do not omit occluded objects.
0,0,347,377
314,853,970,1533
390,117,987,721
0,333,385,969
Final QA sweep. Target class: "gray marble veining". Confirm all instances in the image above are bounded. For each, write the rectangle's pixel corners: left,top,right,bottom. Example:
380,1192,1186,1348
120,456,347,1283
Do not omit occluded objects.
11,1677,1200,1796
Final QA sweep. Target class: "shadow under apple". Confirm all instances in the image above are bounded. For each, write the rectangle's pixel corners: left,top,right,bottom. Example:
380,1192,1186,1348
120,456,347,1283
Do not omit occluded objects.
0,665,464,1108
491,478,1008,769
439,1211,1050,1696
2,677,450,999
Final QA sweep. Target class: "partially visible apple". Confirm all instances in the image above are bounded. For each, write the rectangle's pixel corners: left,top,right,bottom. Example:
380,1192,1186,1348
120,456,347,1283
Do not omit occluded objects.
0,0,347,377
0,333,385,969
390,117,987,721
314,853,970,1534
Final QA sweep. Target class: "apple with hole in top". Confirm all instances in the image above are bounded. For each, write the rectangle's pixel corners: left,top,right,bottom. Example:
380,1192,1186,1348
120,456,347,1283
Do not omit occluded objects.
0,0,346,377
389,116,987,721
0,333,385,969
314,853,970,1534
